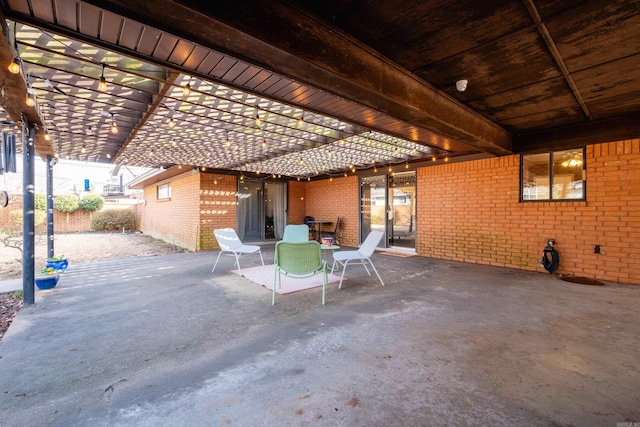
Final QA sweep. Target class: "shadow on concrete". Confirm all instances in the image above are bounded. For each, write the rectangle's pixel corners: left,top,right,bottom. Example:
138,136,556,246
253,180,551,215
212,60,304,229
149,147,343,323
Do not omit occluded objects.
1,246,639,426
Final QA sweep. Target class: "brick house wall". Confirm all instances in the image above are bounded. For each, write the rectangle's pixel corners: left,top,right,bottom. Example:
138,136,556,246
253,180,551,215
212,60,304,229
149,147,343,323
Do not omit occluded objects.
287,180,306,224
305,175,359,247
416,139,640,285
139,171,201,250
199,174,237,250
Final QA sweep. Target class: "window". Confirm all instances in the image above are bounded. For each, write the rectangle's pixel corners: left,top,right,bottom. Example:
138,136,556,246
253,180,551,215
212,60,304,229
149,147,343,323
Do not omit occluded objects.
157,183,171,200
521,149,585,201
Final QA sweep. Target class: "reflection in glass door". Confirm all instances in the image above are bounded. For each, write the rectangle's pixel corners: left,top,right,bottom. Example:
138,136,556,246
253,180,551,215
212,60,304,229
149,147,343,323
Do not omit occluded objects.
360,175,387,245
388,172,416,250
360,172,416,250
237,180,287,241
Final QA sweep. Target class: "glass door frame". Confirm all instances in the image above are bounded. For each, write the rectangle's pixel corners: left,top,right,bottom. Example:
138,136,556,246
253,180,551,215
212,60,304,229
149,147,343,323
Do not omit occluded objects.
359,171,417,250
237,179,288,242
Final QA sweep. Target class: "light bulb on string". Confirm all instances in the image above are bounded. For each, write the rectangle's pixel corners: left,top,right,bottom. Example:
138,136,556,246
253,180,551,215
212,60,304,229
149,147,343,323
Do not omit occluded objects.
98,63,107,92
183,78,192,96
8,57,20,74
110,113,118,134
25,87,35,107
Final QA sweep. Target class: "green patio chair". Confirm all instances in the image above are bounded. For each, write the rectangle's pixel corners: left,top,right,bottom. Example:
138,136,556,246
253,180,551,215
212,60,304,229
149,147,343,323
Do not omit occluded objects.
273,241,327,306
282,224,310,243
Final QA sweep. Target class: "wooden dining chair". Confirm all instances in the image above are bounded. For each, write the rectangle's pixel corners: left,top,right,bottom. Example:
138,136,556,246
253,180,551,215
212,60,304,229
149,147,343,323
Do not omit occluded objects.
321,217,340,242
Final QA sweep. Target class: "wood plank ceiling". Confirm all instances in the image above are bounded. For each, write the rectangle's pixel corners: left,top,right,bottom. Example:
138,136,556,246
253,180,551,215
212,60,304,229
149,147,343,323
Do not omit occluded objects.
0,0,638,178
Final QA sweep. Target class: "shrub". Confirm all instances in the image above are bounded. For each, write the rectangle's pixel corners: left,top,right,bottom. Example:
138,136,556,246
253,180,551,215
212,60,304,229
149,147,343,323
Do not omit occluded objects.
34,194,47,211
54,194,79,213
9,209,47,228
91,209,136,232
79,194,105,212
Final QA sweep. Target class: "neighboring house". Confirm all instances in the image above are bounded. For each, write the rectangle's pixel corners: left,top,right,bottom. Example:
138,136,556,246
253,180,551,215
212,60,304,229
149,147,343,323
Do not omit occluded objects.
129,139,640,286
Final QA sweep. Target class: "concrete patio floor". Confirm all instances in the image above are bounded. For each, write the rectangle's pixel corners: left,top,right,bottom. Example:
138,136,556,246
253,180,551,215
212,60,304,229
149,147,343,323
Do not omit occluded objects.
0,246,638,426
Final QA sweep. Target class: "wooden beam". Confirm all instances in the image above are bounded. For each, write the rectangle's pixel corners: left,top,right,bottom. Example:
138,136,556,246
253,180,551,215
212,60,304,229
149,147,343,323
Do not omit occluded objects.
0,12,53,157
513,112,640,153
81,0,512,156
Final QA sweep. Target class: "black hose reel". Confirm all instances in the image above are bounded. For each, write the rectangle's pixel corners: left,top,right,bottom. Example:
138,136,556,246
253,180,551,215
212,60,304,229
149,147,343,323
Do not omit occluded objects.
540,239,559,274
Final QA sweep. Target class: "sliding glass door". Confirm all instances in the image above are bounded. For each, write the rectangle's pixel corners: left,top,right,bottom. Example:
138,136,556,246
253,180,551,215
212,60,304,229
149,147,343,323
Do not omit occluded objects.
237,180,287,241
360,172,416,250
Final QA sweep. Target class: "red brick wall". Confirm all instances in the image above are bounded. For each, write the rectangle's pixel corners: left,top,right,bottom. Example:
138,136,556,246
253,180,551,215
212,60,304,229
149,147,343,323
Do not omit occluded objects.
417,139,640,285
305,176,359,247
287,181,306,224
199,173,237,250
0,194,125,233
139,171,201,250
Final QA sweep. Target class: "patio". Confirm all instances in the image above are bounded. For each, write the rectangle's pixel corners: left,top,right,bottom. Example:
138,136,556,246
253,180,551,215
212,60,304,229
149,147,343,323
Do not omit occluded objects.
1,247,638,426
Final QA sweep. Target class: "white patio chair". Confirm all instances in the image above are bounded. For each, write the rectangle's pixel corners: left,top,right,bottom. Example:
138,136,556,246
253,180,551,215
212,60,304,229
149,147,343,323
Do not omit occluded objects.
332,230,385,289
212,228,264,275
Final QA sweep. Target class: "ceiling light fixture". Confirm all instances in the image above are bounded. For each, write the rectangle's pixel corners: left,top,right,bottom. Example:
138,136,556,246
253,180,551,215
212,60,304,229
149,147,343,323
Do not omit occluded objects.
110,113,118,134
98,63,107,92
8,56,20,74
456,79,468,92
255,111,262,128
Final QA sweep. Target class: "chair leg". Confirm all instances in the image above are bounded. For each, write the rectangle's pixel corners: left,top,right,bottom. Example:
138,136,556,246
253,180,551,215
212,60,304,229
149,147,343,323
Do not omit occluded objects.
322,266,327,305
366,258,385,286
234,253,242,275
338,260,350,289
359,259,372,276
212,251,224,273
258,249,265,266
272,268,278,305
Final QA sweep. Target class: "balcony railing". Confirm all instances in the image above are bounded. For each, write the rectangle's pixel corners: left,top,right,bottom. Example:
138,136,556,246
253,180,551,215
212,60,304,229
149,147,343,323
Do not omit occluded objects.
103,185,124,196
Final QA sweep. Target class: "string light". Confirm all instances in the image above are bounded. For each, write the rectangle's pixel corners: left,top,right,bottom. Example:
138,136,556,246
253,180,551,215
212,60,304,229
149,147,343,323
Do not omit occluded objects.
110,112,118,134
255,111,262,128
25,89,35,107
262,139,267,148
98,63,107,92
8,57,20,74
298,112,305,126
183,78,192,96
